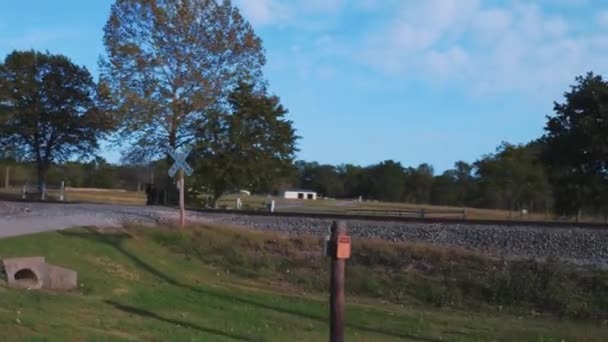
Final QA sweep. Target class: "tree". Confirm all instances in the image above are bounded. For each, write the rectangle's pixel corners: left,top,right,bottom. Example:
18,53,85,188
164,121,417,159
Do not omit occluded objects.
339,164,369,199
193,81,297,201
0,50,110,195
294,161,343,198
368,160,405,202
99,0,265,163
431,161,473,206
542,72,608,218
475,142,551,215
404,163,434,204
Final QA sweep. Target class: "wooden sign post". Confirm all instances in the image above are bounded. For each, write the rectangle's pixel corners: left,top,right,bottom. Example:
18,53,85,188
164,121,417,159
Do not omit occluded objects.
167,145,193,228
326,221,350,342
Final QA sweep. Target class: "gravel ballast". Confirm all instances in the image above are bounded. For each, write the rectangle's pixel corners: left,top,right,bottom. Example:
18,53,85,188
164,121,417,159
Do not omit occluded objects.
1,201,607,267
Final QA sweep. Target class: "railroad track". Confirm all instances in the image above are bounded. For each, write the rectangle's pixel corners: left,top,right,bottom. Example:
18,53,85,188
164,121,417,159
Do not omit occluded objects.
187,207,608,230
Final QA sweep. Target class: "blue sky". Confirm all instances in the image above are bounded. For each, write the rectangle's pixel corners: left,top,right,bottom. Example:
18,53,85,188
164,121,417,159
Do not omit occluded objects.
1,0,607,172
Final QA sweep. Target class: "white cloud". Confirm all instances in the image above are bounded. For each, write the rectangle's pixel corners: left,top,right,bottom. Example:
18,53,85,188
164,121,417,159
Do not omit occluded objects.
243,0,606,97
233,0,291,26
356,1,607,95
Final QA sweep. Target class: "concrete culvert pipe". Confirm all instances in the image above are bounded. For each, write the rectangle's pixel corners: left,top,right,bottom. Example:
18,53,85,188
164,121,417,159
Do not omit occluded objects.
14,268,41,289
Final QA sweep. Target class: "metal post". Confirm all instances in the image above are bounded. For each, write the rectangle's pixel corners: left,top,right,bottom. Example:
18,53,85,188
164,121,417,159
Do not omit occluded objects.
330,221,347,342
22,185,26,200
59,181,65,201
4,166,9,189
179,169,185,227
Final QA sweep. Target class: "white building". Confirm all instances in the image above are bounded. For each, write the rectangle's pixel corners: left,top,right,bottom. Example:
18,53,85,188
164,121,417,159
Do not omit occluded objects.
283,190,317,200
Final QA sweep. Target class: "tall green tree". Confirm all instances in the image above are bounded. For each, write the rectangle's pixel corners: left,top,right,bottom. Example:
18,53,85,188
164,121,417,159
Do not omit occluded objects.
0,50,109,194
339,164,369,199
295,161,344,198
542,72,608,217
404,163,434,204
194,81,297,201
475,142,551,214
430,161,474,206
99,0,265,163
368,160,405,202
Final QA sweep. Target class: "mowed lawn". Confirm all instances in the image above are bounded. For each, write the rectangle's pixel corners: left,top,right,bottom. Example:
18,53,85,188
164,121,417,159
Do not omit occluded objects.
0,225,606,341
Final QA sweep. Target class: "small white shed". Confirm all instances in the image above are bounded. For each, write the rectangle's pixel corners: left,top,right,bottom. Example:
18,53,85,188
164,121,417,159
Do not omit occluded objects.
283,190,317,200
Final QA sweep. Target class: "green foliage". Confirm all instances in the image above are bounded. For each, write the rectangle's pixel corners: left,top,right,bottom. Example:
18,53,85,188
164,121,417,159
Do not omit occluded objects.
193,81,298,200
475,142,552,212
369,160,407,202
542,72,608,216
0,50,111,190
297,161,345,198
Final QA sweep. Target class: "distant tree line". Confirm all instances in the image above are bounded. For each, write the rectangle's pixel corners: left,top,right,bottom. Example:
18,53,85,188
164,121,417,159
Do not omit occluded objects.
290,141,551,214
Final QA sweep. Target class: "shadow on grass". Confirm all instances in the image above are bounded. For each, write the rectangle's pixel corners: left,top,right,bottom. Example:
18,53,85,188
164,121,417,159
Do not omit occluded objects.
104,300,252,341
59,227,439,342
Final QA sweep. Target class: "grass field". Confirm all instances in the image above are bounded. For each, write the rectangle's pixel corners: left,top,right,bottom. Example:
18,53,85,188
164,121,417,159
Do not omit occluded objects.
0,187,146,205
0,224,606,341
216,194,561,222
64,188,145,205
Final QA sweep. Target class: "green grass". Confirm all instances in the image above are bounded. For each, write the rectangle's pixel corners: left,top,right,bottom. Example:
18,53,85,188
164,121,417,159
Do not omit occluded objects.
0,225,606,341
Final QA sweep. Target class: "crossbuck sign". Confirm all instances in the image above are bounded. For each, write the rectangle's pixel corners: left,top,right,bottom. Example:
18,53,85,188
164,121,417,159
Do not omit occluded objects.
167,145,193,178
166,145,193,227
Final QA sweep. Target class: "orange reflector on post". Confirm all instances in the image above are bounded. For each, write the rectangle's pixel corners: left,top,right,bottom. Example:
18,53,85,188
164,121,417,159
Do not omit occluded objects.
336,235,351,259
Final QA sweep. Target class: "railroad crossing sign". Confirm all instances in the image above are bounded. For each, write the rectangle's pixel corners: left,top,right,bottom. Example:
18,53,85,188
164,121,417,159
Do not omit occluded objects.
167,145,193,178
166,144,193,228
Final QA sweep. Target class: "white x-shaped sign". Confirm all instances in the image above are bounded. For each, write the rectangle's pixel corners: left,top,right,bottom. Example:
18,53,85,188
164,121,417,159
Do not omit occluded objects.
167,145,193,177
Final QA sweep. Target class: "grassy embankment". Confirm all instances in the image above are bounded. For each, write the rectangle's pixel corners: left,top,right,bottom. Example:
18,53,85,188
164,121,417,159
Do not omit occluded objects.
0,224,606,341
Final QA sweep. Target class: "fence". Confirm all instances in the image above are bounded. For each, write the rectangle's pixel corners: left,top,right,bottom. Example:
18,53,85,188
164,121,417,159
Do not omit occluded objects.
21,182,65,201
346,207,467,219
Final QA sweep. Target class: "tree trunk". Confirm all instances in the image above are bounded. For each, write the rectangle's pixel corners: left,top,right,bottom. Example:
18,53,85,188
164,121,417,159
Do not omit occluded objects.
165,130,178,206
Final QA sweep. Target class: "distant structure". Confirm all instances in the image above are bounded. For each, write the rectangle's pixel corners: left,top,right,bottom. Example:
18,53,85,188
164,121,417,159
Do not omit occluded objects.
283,190,317,200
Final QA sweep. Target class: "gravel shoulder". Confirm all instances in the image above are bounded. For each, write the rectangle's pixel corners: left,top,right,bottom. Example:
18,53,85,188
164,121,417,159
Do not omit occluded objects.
2,200,607,267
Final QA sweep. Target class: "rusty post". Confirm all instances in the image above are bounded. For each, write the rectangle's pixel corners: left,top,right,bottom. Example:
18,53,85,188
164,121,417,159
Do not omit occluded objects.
330,221,347,342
